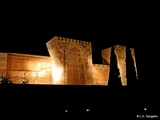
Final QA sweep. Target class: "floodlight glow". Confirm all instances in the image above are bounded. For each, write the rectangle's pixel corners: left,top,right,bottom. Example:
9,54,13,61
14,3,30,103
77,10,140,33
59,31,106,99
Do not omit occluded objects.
51,62,63,84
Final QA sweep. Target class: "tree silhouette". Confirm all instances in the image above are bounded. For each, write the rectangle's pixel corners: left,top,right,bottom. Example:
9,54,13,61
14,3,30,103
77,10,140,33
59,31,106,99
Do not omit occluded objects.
126,47,137,87
108,46,122,87
0,74,12,84
22,77,29,84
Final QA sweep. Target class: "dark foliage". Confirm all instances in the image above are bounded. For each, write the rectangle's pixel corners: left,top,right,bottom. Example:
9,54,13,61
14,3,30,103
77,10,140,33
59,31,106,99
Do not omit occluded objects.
108,46,122,87
0,74,12,84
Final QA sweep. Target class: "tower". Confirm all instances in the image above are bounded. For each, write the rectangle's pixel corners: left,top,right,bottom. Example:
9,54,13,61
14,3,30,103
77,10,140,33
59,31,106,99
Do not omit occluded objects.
102,45,138,86
46,36,93,85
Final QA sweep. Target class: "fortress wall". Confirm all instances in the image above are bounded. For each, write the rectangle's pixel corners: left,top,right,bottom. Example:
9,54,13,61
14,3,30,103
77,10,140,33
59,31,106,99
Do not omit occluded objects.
0,53,8,76
58,36,93,85
46,36,93,85
46,36,66,84
48,37,64,84
114,45,127,86
6,53,52,84
82,41,93,85
130,48,138,79
101,47,112,65
92,64,109,85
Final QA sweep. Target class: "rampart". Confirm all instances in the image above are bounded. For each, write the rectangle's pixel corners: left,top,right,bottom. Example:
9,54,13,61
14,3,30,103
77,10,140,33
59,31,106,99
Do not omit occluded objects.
0,36,138,85
92,64,109,85
0,53,52,84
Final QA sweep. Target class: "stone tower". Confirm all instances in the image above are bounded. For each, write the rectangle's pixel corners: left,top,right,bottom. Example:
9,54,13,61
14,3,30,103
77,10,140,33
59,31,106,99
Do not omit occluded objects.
102,45,138,86
46,36,93,85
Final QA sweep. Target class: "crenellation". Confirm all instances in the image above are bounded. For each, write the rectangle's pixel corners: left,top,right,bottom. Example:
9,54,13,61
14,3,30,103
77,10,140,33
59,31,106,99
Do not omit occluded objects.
102,48,109,53
86,41,89,45
82,41,85,45
70,39,73,43
58,37,63,40
63,38,69,43
102,49,106,53
73,39,76,43
66,38,70,42
55,37,92,46
76,40,79,44
67,39,70,42
69,38,74,43
102,49,105,52
76,40,79,43
93,64,109,68
82,41,88,46
52,36,57,40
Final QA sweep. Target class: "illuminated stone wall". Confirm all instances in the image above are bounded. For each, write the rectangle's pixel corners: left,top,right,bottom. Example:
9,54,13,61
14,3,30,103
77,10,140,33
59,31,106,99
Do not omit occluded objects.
130,48,138,79
46,36,138,86
6,53,52,84
102,47,112,66
0,53,7,76
46,36,93,85
114,45,127,86
92,64,109,85
101,45,138,86
0,36,138,86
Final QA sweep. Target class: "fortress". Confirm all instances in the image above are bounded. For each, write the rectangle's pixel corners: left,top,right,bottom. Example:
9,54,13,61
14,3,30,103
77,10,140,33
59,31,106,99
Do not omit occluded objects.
0,36,138,85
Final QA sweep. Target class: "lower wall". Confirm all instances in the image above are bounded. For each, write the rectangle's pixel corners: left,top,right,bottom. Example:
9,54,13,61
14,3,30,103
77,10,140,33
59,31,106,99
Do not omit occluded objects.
92,64,109,85
0,53,8,76
1,53,53,84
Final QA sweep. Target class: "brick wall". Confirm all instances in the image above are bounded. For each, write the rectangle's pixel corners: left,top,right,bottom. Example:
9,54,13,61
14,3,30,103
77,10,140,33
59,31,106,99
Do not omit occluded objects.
0,53,7,76
0,36,138,86
92,64,109,85
6,53,52,84
46,36,93,85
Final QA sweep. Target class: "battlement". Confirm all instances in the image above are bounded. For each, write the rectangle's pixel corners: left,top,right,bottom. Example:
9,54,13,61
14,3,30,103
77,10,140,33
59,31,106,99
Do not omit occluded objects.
93,64,109,68
101,45,127,53
102,47,111,53
52,36,91,46
0,52,7,59
114,45,126,50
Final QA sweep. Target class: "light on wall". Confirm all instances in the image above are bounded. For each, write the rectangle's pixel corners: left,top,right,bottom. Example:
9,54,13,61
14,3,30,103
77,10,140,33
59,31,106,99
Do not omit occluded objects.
38,69,46,77
51,62,63,84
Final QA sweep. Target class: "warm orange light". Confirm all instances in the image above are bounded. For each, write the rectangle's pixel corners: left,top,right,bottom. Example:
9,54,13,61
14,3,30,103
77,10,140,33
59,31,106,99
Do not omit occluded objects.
86,108,90,112
51,62,63,84
65,110,68,112
144,108,147,111
38,69,46,77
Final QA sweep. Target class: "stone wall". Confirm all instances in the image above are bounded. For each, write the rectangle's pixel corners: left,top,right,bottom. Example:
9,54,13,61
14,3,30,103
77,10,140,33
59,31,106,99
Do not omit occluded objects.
101,45,137,86
101,47,111,65
46,36,93,85
1,36,138,86
6,53,52,84
92,64,109,85
114,45,127,86
130,48,138,79
0,52,7,76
